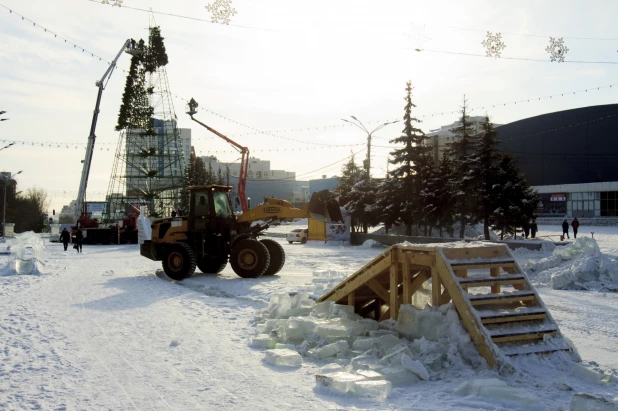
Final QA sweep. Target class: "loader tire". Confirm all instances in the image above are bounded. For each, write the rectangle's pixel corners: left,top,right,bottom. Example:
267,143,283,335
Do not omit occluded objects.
230,239,270,278
260,239,285,276
162,242,197,281
197,257,228,274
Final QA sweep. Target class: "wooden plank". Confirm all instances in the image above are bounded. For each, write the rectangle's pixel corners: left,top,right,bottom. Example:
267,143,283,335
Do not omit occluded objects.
440,288,451,305
409,269,431,296
442,246,507,260
461,278,525,288
459,274,525,284
492,331,557,344
347,291,355,308
481,313,547,324
454,269,467,278
379,307,391,322
490,267,500,294
390,262,399,319
404,252,436,267
431,266,442,307
402,261,412,305
470,295,536,306
450,262,516,271
366,279,390,303
319,254,392,302
434,248,498,368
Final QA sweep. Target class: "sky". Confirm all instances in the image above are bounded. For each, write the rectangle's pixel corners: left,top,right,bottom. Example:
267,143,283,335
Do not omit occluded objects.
1,0,617,215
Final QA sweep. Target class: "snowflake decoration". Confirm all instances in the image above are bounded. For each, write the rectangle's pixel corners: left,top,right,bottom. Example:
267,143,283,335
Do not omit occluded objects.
546,37,569,62
481,31,506,58
407,22,430,51
102,0,123,6
206,0,237,25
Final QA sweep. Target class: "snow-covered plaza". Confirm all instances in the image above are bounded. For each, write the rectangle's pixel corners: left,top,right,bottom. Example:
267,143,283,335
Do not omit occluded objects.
1,223,618,410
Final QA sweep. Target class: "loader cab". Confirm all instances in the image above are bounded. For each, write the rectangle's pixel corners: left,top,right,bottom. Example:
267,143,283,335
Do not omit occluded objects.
189,185,234,231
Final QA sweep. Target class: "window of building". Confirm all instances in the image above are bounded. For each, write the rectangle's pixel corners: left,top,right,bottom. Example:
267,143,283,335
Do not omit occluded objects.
601,191,618,216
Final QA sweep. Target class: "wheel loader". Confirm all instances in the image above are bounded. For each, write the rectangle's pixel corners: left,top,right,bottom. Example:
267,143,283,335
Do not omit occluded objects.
140,185,343,280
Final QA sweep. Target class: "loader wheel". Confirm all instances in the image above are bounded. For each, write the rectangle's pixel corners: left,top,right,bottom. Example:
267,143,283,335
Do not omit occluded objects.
230,239,270,279
260,239,285,276
162,242,197,281
197,257,228,274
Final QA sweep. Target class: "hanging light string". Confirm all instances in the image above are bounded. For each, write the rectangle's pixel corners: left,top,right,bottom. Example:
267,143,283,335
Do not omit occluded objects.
88,0,285,33
3,5,618,150
414,48,618,65
439,24,618,41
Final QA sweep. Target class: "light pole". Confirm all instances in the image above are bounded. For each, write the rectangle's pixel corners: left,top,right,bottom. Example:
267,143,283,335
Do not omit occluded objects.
1,170,22,242
341,117,399,179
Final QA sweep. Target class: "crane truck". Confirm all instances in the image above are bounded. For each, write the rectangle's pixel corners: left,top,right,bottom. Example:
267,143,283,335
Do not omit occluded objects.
71,39,141,244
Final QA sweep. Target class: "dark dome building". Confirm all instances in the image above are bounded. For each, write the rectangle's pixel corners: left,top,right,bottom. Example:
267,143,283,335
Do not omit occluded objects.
496,104,618,218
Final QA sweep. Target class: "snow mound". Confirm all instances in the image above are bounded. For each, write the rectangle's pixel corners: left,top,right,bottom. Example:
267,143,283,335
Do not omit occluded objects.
454,378,540,407
373,222,497,240
524,237,618,291
361,239,383,248
253,293,494,398
0,232,47,276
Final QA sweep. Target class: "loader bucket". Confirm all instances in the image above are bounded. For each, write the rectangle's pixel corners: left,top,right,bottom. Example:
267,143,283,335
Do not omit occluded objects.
308,190,344,223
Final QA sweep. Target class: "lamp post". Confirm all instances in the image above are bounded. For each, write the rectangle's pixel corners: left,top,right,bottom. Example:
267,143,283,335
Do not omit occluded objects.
1,170,22,242
341,117,399,180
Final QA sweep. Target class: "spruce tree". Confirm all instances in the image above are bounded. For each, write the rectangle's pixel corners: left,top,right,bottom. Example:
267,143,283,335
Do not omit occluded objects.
334,153,364,233
444,96,480,238
383,81,431,235
474,115,502,240
491,154,539,240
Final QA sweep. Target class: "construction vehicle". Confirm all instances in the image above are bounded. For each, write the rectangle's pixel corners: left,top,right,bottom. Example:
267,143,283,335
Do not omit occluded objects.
140,184,343,280
71,39,142,244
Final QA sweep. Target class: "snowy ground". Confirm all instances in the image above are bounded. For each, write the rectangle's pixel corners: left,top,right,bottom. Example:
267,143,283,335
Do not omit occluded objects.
0,223,617,410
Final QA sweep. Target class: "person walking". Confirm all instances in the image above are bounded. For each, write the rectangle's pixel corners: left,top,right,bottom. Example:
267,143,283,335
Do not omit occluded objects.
530,219,538,239
59,228,71,251
75,229,84,253
571,217,580,239
522,218,530,239
561,219,570,240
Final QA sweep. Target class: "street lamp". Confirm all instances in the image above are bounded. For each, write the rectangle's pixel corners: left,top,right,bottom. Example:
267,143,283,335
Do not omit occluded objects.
341,117,399,179
1,170,22,242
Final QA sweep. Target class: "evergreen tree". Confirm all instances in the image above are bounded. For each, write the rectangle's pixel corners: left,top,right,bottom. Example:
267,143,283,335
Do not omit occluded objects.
444,96,480,238
474,115,503,240
334,153,364,232
490,154,539,240
381,81,431,235
143,26,169,73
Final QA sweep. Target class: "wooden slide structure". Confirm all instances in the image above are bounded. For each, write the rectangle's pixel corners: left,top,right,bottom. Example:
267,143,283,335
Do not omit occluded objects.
317,244,572,368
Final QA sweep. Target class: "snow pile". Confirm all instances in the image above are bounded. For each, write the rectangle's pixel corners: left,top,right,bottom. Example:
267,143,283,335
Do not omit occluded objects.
0,231,47,276
524,237,618,291
311,270,352,299
570,393,618,411
454,378,540,407
373,223,497,240
252,293,489,398
361,239,383,248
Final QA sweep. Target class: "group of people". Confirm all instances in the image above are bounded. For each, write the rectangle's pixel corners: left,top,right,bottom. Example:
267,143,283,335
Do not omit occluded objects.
59,228,83,253
562,218,580,239
521,219,539,239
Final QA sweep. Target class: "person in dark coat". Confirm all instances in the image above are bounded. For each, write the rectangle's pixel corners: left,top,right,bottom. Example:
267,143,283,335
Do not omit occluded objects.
571,218,580,239
530,219,538,239
522,219,530,239
75,229,84,253
59,228,71,251
562,219,570,239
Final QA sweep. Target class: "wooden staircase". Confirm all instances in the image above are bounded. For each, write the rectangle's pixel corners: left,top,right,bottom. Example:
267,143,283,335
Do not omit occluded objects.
317,243,573,368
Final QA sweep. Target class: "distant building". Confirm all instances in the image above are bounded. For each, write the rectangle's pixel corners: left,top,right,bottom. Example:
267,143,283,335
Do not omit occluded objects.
424,116,502,162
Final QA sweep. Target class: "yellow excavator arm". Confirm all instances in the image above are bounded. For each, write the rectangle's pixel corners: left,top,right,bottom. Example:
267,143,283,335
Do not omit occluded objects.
236,190,343,224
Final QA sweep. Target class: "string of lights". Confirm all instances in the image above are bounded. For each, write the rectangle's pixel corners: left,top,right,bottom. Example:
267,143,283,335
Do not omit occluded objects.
88,0,285,33
3,4,617,141
415,48,618,65
0,139,117,150
440,24,618,41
